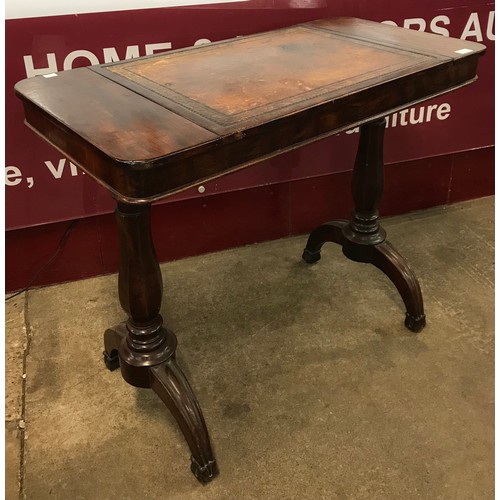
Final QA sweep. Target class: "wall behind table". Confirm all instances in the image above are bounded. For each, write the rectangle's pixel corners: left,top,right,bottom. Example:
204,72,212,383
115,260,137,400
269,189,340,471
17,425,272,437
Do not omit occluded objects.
5,0,494,292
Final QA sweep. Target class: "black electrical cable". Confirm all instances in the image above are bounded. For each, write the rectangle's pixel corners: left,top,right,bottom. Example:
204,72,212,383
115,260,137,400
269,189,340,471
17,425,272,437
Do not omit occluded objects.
5,220,78,301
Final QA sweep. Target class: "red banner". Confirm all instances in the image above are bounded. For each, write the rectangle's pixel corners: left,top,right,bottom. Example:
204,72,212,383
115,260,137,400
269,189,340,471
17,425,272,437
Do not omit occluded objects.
5,0,494,230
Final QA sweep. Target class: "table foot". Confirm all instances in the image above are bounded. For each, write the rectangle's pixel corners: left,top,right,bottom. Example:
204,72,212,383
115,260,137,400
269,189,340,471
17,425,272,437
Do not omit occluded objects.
102,321,218,484
302,220,348,263
103,351,120,371
405,312,426,333
303,224,425,332
103,324,127,371
190,457,218,484
150,358,219,484
371,241,426,333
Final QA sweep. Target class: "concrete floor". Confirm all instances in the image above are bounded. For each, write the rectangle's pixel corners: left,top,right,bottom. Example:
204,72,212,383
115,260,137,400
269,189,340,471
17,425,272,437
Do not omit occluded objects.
5,197,494,499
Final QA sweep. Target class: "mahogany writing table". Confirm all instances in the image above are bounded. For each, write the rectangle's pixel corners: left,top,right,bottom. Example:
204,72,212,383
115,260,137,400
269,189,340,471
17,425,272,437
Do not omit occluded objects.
15,17,485,484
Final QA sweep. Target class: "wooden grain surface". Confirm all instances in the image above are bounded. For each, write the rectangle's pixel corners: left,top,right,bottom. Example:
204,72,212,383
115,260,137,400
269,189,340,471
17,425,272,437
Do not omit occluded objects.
103,26,426,126
310,17,484,59
15,17,486,201
15,68,218,161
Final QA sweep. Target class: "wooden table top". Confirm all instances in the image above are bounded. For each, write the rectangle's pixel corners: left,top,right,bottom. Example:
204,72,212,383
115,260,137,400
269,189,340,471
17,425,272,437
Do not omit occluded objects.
15,17,485,202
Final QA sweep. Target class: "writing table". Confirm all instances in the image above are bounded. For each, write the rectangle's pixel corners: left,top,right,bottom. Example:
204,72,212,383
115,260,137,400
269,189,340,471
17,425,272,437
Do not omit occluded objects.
15,17,485,484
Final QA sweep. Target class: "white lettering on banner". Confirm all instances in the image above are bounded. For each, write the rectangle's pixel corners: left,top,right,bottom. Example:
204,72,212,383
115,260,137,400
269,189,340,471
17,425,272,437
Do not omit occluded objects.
409,107,424,125
45,159,65,178
346,102,451,135
23,42,173,77
430,15,451,37
103,46,140,63
5,166,35,188
70,162,79,176
5,166,23,186
487,11,495,40
425,105,438,122
462,13,483,41
5,159,82,189
45,159,80,179
394,16,452,36
23,53,58,77
459,11,496,41
436,103,451,120
5,158,82,190
382,11,495,41
403,18,426,31
63,50,100,70
145,42,172,55
194,39,211,46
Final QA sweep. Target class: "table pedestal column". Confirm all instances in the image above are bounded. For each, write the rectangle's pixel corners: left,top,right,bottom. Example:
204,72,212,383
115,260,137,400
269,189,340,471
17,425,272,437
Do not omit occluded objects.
103,202,218,483
302,118,426,332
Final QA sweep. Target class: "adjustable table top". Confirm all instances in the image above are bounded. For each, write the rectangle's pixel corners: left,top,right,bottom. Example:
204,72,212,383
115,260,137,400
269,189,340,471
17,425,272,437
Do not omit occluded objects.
15,17,485,203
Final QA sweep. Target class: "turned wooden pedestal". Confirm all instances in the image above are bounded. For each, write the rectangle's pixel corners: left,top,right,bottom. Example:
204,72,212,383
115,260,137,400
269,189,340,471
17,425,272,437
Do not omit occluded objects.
15,17,484,484
302,119,426,332
103,203,217,482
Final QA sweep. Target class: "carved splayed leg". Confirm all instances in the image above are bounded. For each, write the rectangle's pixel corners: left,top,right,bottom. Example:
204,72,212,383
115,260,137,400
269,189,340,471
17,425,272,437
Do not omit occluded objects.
302,118,426,331
102,201,218,483
371,241,425,332
150,357,219,483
